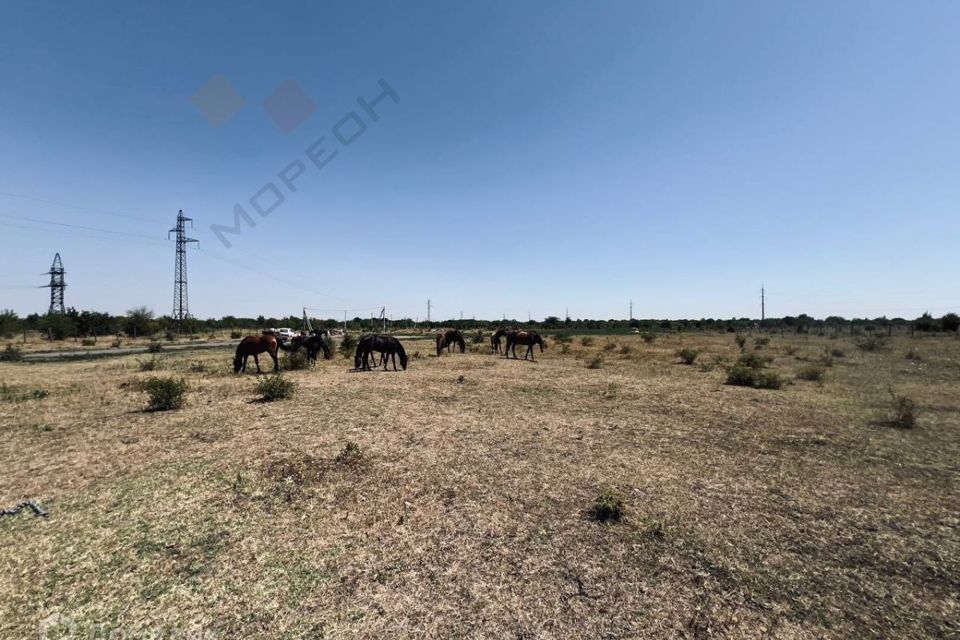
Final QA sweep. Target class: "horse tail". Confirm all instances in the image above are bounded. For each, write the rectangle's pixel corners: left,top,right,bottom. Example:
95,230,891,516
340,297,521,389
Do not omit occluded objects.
233,341,245,372
457,334,465,353
436,334,443,356
396,342,408,370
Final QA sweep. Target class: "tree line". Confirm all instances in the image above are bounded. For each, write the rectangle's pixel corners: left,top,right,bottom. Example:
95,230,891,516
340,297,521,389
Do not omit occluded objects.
1,307,957,341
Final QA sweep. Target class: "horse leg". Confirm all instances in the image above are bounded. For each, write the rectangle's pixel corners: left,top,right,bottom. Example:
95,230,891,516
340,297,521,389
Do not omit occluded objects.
526,344,534,361
241,355,248,372
254,353,262,373
391,352,397,371
271,348,279,372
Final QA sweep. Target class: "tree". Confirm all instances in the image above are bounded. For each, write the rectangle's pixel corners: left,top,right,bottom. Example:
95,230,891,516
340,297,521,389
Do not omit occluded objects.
942,312,960,333
124,306,156,337
0,309,20,337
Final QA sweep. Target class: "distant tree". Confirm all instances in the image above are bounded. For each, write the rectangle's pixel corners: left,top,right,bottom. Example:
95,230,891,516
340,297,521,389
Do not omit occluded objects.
0,309,20,337
542,316,561,329
40,312,76,340
124,306,156,337
915,312,937,332
942,312,960,333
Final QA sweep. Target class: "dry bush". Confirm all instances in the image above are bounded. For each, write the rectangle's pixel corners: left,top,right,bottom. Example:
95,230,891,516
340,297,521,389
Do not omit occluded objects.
81,338,96,346
796,364,826,382
0,344,23,362
147,342,163,354
754,337,770,349
888,391,917,429
580,336,595,347
735,334,747,349
282,350,310,371
726,353,782,389
675,348,699,365
586,355,603,369
830,347,846,358
137,357,159,372
640,332,656,343
905,348,923,361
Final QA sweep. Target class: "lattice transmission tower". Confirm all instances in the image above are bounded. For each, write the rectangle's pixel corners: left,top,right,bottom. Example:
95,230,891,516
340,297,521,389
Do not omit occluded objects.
44,252,66,314
168,209,198,331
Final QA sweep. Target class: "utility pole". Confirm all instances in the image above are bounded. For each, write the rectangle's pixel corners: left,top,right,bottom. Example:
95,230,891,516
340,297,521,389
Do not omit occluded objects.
629,300,633,321
761,285,766,322
343,310,347,333
427,299,431,323
168,209,198,332
44,253,66,314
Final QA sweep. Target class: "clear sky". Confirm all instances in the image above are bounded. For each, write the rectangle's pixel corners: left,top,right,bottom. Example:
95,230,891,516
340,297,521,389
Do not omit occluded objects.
1,1,958,321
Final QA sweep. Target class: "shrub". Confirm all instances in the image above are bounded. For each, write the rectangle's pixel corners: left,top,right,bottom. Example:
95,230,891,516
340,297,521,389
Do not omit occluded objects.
0,344,23,362
830,348,845,358
603,341,617,352
138,357,159,372
818,354,835,368
139,377,186,411
111,339,122,349
888,391,916,429
726,353,782,389
857,335,886,352
735,334,747,349
339,334,357,359
754,337,770,349
552,334,573,344
335,441,364,466
255,374,297,401
589,488,625,523
471,330,486,344
796,364,826,382
905,348,922,361
618,344,632,356
640,332,656,343
164,330,176,342
230,330,243,339
560,343,571,355
189,361,208,373
146,342,162,354
282,349,310,370
586,355,604,369
675,348,699,365
784,346,798,356
580,336,594,347
81,338,96,346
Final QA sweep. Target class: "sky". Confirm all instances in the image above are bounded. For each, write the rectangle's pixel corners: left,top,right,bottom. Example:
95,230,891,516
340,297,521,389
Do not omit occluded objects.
1,1,958,322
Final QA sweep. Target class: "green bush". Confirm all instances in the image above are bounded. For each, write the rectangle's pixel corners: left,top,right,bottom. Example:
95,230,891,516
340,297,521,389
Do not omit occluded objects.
255,374,297,401
139,377,187,411
675,348,699,365
589,488,625,523
339,334,357,359
0,344,23,362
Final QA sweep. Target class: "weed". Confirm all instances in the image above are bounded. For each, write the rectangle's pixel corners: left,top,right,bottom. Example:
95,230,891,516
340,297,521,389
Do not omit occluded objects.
888,390,917,429
335,441,364,466
137,358,159,372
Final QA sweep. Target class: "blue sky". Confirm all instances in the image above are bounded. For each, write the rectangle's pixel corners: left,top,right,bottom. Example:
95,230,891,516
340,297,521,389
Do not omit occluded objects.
1,1,958,321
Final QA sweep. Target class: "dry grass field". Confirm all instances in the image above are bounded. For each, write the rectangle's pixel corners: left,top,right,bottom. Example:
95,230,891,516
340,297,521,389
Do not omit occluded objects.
1,332,957,638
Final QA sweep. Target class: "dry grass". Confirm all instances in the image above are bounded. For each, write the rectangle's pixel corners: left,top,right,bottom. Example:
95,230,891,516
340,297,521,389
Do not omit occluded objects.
1,333,958,638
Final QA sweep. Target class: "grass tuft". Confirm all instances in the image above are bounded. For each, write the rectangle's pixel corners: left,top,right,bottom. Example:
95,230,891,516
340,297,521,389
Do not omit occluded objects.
589,488,625,523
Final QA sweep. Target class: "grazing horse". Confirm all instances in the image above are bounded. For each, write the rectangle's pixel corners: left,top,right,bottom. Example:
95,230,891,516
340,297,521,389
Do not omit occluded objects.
504,330,546,361
234,334,280,373
436,329,466,356
354,334,408,371
491,327,510,354
286,332,332,365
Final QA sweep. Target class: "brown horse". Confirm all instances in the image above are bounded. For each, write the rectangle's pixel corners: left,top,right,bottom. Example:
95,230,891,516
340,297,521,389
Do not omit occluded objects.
503,330,546,361
234,334,280,373
436,329,466,356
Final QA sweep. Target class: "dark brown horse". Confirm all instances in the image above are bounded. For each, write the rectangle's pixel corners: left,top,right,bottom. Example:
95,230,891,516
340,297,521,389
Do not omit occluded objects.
234,334,280,373
355,334,408,371
503,330,546,361
491,327,510,354
287,332,332,365
436,329,466,356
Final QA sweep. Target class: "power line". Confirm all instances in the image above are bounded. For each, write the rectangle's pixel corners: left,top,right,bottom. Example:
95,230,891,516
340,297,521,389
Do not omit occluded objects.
0,213,166,243
0,190,157,223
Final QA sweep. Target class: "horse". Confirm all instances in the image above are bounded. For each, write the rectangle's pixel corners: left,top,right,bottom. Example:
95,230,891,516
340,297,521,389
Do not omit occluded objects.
354,334,408,371
234,334,280,373
286,332,332,365
491,327,512,354
503,330,546,361
436,329,466,356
